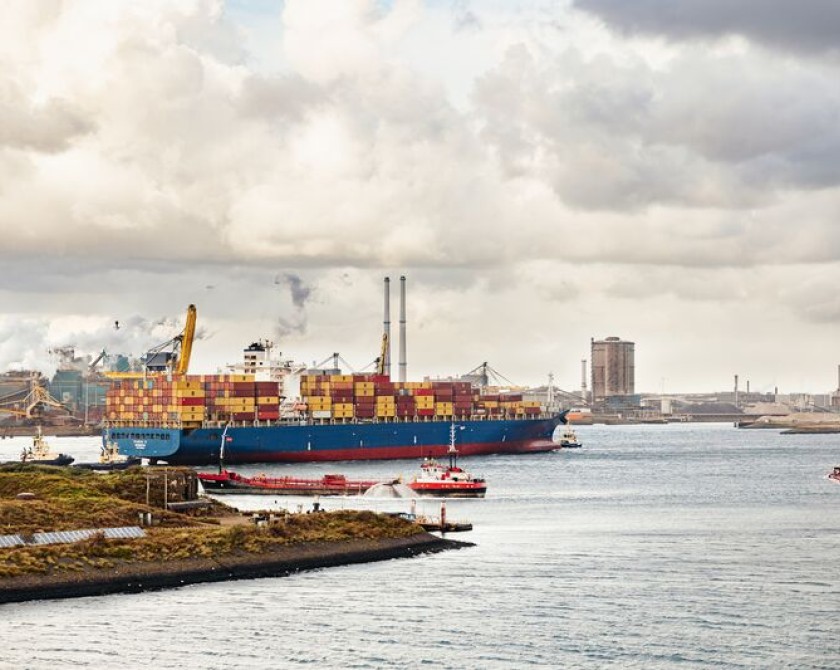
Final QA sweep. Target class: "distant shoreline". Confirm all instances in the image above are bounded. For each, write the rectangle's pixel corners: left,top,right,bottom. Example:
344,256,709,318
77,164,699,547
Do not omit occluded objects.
0,533,470,604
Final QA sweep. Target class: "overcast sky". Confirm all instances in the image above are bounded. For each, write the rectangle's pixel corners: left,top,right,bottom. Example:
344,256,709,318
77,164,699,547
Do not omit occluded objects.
2,0,840,394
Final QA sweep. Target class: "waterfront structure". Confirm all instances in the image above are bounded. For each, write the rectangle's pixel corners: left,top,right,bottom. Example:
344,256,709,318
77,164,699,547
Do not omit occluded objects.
591,337,635,402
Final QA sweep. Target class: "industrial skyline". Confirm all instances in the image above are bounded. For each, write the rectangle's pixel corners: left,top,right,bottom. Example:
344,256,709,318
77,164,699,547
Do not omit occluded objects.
2,2,840,393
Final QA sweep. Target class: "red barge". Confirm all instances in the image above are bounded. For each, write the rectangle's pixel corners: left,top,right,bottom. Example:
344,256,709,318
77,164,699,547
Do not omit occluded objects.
198,470,386,496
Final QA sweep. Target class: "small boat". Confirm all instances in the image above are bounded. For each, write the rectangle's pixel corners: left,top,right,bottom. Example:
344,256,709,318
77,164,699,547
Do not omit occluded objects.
20,428,74,466
828,466,840,484
556,425,582,449
198,470,386,495
74,439,141,471
407,424,487,498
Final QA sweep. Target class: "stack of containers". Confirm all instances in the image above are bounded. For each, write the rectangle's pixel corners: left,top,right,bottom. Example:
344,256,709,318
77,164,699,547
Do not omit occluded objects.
375,378,396,419
331,375,355,420
452,381,473,418
433,381,454,418
520,400,541,416
105,377,206,427
172,379,205,426
256,380,280,421
500,393,523,417
414,388,435,417
354,377,375,419
477,393,501,417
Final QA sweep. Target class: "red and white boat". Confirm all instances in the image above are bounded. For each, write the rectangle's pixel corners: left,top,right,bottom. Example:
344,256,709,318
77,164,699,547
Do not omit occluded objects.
828,466,840,484
407,425,487,498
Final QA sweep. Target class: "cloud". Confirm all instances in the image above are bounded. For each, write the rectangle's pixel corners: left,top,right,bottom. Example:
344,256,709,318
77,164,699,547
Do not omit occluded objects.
574,0,840,54
2,0,840,391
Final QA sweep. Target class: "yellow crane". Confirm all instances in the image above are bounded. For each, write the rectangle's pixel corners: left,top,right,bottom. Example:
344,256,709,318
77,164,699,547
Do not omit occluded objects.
103,304,197,379
175,304,197,375
376,332,389,376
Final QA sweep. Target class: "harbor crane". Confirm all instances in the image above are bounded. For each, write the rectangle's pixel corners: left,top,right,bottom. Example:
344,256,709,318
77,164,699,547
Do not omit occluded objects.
104,304,197,379
142,304,197,375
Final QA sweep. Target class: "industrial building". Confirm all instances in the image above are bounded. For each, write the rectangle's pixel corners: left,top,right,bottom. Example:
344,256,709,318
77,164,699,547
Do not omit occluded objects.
591,337,635,402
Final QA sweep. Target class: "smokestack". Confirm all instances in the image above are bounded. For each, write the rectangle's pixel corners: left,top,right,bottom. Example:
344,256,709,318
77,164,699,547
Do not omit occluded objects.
383,277,391,377
836,364,839,391
746,380,750,394
581,359,588,401
399,276,407,383
734,374,739,409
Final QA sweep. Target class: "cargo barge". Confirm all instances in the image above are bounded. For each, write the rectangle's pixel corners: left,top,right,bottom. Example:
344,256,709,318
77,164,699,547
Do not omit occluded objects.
197,470,385,495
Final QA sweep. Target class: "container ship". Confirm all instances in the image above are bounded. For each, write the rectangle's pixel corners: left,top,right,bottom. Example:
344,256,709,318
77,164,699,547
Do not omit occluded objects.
104,285,566,465
105,370,567,465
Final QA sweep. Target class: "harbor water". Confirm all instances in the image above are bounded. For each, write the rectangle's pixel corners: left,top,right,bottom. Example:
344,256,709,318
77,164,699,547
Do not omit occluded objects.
1,423,839,669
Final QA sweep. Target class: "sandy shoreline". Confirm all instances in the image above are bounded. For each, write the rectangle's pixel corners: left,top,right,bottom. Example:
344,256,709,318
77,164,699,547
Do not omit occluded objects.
0,533,471,604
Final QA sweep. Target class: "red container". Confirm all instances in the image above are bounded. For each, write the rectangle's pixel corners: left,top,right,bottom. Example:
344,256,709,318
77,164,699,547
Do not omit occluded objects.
178,397,204,406
417,408,435,416
355,407,375,418
256,381,279,394
232,412,254,421
257,410,280,420
414,389,434,396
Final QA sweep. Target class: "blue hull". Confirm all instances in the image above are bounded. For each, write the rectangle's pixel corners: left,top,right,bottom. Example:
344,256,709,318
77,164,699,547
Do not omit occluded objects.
108,414,566,465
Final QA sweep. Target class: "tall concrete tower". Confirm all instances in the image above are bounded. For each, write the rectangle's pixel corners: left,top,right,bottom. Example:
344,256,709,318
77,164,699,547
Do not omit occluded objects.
591,337,635,401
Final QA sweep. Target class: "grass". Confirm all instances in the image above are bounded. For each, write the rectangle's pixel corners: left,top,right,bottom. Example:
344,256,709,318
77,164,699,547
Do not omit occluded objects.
0,466,423,579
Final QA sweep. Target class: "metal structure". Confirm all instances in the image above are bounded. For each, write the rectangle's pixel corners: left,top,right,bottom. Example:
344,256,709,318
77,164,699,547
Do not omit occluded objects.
110,304,197,378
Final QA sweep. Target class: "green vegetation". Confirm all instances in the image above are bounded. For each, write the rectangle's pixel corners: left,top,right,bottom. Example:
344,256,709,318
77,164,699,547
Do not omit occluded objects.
0,466,423,580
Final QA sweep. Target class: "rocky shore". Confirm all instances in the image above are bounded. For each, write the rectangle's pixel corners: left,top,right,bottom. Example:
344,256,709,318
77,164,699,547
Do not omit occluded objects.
0,533,470,604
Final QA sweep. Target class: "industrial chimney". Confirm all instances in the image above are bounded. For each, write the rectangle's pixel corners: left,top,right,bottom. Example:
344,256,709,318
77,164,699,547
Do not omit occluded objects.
399,276,407,383
581,359,588,402
383,277,391,377
734,374,739,409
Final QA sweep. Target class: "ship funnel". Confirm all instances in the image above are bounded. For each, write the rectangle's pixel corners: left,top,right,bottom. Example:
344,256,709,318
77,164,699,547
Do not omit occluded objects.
399,276,407,383
383,277,391,377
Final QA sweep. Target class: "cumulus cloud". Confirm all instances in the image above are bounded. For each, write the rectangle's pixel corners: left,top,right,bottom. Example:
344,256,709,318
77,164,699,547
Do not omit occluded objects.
1,0,840,391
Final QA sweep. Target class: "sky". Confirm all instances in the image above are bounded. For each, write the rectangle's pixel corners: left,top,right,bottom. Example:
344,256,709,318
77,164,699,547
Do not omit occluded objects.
2,0,840,394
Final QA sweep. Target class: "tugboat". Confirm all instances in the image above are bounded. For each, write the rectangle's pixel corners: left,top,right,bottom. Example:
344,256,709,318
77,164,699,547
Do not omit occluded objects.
407,424,487,498
828,466,840,484
74,437,141,471
557,425,582,449
20,427,74,466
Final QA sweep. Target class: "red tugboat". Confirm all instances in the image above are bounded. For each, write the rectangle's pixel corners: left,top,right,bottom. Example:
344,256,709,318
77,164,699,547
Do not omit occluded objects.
828,466,840,484
407,424,487,498
197,470,385,495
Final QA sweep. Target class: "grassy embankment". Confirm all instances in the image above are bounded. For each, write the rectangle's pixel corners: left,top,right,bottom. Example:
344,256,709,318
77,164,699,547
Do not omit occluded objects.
0,465,423,580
